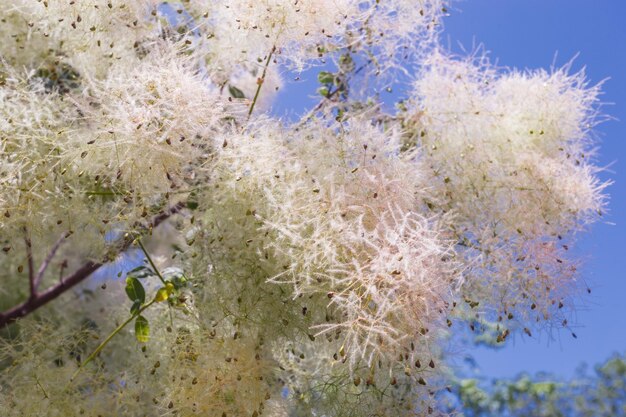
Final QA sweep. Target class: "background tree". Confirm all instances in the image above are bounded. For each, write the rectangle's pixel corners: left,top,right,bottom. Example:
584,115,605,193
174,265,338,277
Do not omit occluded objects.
444,353,626,417
0,1,609,416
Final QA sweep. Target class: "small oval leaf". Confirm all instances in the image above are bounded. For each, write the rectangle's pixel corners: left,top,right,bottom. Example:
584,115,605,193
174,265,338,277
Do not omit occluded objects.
130,299,142,316
338,54,355,73
318,86,330,98
125,277,145,304
317,71,335,84
135,315,150,343
228,85,245,99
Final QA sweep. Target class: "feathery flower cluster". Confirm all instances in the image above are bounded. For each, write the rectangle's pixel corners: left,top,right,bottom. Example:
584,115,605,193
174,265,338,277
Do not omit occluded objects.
185,115,460,416
0,65,114,283
261,116,459,366
1,0,156,77
195,0,444,72
0,1,609,416
273,338,444,416
410,53,607,328
68,50,230,194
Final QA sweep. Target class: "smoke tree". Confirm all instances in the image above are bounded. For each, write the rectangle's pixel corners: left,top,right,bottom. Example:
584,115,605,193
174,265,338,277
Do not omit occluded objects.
0,1,608,416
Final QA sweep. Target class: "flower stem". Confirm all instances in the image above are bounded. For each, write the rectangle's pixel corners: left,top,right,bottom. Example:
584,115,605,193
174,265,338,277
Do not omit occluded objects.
137,239,167,285
70,299,156,383
247,45,276,119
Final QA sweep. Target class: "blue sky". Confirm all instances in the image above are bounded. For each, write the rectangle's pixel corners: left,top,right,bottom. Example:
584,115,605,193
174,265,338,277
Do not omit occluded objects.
273,1,626,380
443,0,626,379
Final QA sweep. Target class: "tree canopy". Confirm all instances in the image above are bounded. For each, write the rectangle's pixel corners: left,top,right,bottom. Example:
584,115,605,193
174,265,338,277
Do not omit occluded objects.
0,1,609,416
446,353,626,417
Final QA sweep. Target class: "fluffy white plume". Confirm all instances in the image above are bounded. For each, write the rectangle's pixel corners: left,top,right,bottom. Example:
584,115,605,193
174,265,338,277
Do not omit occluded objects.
410,52,607,326
196,0,445,71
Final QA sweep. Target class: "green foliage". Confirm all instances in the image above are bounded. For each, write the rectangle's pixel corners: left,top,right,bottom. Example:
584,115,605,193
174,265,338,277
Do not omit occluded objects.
70,240,191,381
134,315,150,343
130,299,142,316
318,71,336,85
446,353,626,417
228,85,246,99
125,276,146,304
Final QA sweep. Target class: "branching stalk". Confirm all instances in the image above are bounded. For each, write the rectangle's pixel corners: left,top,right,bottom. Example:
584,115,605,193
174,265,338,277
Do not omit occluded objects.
137,239,167,285
247,45,276,119
24,230,35,299
70,299,156,382
0,202,185,328
35,232,70,290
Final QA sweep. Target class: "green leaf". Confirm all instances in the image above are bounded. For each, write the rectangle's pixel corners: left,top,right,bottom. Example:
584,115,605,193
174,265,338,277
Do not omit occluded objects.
126,265,154,279
228,85,245,99
318,86,330,98
125,277,145,304
130,299,142,316
135,315,150,343
172,275,188,289
338,54,355,73
317,71,335,84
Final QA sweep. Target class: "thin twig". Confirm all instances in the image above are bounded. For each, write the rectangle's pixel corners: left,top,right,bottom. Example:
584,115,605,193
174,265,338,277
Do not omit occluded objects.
24,229,36,299
247,45,276,119
136,238,174,328
0,202,185,328
34,232,70,291
59,259,68,283
69,299,156,382
70,240,169,384
298,60,372,127
35,375,49,399
136,239,167,285
0,261,102,328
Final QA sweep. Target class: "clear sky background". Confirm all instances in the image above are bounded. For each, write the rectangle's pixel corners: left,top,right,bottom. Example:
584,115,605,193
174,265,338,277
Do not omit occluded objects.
272,0,626,380
443,0,626,380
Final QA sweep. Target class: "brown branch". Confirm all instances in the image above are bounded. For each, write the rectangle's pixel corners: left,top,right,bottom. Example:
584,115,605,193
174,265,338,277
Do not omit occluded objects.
59,259,68,284
24,229,36,300
0,202,186,328
34,232,70,291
